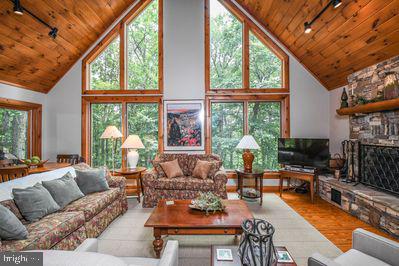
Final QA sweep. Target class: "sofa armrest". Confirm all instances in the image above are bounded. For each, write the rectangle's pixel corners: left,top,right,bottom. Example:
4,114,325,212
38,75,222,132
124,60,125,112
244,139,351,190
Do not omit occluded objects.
75,238,99,252
352,228,399,265
214,170,228,184
308,253,339,266
159,240,178,266
107,175,126,190
142,168,158,186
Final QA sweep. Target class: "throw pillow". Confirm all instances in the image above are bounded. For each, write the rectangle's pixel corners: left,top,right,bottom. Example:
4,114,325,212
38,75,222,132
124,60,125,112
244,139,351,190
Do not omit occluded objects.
12,183,60,222
159,159,184,178
75,167,109,195
42,172,84,209
192,160,213,179
0,205,28,240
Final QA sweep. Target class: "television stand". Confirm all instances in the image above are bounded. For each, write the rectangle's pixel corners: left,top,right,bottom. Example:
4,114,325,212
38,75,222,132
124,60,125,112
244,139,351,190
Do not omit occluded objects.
279,169,318,203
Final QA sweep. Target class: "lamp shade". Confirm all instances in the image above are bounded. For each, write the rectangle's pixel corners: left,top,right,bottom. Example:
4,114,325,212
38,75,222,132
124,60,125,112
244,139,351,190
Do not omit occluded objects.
121,135,145,149
236,135,260,150
100,126,123,139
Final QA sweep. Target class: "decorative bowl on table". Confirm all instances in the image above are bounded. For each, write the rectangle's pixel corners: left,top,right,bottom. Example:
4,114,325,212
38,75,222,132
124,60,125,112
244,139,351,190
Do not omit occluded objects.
189,192,225,215
20,157,48,168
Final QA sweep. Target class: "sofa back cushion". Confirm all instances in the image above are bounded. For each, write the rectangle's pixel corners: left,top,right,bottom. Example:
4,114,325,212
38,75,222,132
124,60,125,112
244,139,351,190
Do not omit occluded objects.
75,168,109,195
152,154,191,178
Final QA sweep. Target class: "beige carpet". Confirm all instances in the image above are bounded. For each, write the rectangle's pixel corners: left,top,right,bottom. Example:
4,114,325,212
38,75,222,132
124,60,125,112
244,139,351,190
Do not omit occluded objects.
98,193,342,266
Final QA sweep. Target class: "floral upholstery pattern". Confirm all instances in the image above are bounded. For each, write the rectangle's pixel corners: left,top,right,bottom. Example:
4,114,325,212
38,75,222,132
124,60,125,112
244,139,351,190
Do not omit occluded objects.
63,188,120,221
1,212,85,251
0,165,128,251
143,154,227,208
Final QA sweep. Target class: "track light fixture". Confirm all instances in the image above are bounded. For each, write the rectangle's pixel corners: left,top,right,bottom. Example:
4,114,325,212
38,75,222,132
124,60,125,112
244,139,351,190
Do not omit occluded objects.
9,0,59,39
304,0,342,34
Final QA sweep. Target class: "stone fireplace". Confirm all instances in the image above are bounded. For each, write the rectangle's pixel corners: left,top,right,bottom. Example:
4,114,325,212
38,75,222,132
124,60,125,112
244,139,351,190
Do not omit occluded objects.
319,56,399,239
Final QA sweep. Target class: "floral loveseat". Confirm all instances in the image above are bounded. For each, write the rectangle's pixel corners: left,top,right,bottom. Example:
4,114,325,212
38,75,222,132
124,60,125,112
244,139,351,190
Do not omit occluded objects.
142,154,228,208
0,163,128,251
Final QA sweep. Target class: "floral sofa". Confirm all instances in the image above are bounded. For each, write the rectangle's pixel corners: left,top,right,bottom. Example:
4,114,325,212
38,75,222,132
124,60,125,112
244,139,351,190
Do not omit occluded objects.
0,163,128,251
142,153,228,208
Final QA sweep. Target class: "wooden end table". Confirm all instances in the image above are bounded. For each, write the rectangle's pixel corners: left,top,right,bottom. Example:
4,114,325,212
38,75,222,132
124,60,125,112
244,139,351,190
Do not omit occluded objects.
279,170,318,203
236,169,264,205
211,245,297,266
144,199,253,258
113,167,146,202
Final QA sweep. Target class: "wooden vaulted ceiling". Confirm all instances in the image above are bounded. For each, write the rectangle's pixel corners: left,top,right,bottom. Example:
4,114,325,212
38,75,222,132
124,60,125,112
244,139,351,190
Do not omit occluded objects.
0,0,398,93
236,0,399,90
0,0,134,93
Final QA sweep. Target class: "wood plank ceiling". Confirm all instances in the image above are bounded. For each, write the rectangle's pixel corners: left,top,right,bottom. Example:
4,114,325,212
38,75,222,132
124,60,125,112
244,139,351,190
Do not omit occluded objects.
236,0,399,90
0,0,398,92
0,0,134,93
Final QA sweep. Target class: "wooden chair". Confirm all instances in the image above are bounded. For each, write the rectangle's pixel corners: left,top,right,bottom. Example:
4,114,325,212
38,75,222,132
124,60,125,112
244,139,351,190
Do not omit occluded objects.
0,159,15,167
57,154,81,165
0,165,29,183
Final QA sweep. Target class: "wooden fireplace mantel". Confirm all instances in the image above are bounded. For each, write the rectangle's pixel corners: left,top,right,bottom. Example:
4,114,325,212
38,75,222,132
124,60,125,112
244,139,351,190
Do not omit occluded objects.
336,98,399,116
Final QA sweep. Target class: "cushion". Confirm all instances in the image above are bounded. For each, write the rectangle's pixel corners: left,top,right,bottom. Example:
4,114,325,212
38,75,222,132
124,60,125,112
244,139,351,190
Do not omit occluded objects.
1,211,85,251
12,183,60,222
334,249,390,266
154,177,215,191
0,205,28,240
159,159,184,178
187,154,222,178
152,154,191,177
63,188,120,221
75,167,109,195
192,160,212,179
42,173,84,209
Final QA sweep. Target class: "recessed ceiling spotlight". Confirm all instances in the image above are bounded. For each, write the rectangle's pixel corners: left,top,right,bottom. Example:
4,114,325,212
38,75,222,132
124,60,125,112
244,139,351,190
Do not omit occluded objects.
304,0,342,34
332,0,342,9
13,0,23,15
304,22,312,34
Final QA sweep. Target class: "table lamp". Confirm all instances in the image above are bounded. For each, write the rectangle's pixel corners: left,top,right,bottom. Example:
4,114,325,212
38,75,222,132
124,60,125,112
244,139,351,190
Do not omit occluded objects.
100,126,123,172
121,135,145,169
236,135,260,173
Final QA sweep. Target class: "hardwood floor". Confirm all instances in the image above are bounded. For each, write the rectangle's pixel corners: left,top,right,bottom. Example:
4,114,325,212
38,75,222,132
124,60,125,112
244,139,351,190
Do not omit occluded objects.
277,191,397,252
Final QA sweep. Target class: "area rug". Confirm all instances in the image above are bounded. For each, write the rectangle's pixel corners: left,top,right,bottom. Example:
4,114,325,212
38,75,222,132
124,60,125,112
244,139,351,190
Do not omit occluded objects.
98,193,342,266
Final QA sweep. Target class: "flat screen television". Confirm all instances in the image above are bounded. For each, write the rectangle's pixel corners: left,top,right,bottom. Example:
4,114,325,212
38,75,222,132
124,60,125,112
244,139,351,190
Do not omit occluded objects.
278,138,330,169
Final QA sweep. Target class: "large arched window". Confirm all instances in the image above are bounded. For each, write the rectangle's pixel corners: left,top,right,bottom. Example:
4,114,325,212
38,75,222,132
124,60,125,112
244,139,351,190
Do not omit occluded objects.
205,0,289,93
83,0,163,94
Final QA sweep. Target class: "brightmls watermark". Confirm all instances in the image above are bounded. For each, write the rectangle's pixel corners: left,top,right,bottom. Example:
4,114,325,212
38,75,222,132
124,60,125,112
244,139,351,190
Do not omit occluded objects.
0,252,43,266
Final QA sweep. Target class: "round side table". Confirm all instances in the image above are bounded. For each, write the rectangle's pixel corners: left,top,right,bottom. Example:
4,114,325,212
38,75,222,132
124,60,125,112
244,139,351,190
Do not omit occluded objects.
114,167,147,202
235,169,264,205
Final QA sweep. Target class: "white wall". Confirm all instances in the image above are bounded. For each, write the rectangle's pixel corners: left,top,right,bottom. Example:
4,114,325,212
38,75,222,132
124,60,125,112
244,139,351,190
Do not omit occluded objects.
329,87,349,155
44,0,330,163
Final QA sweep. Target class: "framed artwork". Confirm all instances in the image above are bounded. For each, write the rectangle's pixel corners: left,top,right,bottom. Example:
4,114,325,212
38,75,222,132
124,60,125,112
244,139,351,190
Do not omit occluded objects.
164,100,205,151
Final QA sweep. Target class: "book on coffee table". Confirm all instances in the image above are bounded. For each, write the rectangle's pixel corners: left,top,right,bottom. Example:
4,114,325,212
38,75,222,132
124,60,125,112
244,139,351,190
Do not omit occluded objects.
277,250,294,263
216,249,233,261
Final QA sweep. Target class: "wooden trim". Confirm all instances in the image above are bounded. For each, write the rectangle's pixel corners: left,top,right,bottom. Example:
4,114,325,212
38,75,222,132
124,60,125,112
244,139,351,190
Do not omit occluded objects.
0,97,42,158
204,0,290,92
336,98,399,116
205,93,290,155
82,0,163,94
81,95,164,166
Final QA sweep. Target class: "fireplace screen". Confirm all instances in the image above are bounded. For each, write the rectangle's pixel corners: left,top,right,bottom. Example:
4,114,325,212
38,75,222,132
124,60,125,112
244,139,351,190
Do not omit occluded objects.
360,144,399,196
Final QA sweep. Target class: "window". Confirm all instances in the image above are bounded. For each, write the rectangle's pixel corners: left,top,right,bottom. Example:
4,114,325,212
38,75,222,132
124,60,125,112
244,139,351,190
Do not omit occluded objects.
127,0,159,90
89,37,120,90
207,95,289,171
83,0,163,93
205,0,288,92
127,103,159,167
82,96,162,168
0,108,28,158
0,98,42,159
90,103,122,168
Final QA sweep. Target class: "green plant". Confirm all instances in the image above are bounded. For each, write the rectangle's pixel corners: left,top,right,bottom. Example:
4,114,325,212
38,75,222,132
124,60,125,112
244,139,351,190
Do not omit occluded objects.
190,192,225,215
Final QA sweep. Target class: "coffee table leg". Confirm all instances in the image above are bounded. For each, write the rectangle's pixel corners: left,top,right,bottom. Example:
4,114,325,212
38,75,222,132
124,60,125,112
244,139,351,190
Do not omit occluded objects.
153,228,163,258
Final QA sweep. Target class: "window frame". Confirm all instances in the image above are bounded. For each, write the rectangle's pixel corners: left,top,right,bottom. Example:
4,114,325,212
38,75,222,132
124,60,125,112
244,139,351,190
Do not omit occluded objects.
81,96,163,168
205,94,290,170
205,0,289,94
0,97,42,158
82,0,163,95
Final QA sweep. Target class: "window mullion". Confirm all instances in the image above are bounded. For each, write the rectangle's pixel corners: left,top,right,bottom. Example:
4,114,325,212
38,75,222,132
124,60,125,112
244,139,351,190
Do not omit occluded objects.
122,102,127,168
243,22,250,89
120,23,126,90
244,101,248,135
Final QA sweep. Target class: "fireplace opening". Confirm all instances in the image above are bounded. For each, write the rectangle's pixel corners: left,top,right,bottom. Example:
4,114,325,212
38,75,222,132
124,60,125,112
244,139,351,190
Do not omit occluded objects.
360,144,399,196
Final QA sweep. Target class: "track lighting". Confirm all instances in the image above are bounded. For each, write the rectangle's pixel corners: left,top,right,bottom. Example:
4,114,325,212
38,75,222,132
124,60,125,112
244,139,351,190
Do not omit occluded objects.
13,0,23,15
9,0,59,39
304,0,342,34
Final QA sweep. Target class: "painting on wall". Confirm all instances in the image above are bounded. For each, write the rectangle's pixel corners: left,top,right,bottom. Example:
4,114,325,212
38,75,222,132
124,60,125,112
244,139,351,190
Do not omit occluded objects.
164,100,204,151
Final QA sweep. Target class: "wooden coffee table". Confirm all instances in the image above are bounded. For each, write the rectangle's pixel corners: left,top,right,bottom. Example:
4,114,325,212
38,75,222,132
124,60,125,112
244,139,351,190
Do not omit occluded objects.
144,199,253,258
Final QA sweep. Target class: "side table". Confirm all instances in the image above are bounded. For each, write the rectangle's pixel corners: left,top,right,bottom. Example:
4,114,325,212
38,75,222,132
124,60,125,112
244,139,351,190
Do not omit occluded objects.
114,167,147,202
235,169,264,205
